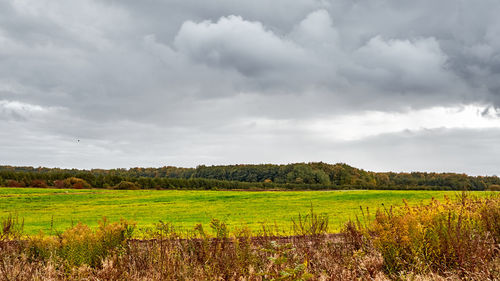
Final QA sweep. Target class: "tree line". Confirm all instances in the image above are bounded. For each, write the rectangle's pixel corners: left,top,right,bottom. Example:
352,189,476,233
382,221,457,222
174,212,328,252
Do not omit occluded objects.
0,162,499,191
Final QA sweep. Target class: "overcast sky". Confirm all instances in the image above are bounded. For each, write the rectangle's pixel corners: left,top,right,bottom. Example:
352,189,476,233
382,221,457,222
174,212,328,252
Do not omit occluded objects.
1,0,500,175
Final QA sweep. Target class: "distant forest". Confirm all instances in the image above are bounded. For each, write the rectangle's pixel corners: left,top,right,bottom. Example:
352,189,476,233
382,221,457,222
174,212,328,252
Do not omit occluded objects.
1,163,499,191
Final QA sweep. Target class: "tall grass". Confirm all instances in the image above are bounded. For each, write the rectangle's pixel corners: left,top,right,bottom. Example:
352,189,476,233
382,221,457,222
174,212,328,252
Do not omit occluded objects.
27,217,135,268
291,205,329,236
0,214,24,241
351,192,500,278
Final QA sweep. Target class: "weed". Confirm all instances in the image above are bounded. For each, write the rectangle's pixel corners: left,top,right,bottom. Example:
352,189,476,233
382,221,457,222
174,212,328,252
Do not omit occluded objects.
291,205,329,236
0,214,24,241
27,217,135,268
361,192,500,276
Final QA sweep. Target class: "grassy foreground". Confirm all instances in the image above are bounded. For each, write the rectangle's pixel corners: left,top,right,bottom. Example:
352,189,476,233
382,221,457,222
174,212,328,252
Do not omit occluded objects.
0,188,494,235
0,192,498,280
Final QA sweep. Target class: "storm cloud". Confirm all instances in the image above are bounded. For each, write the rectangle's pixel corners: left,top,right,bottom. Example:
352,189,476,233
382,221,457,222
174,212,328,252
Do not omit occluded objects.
1,0,500,175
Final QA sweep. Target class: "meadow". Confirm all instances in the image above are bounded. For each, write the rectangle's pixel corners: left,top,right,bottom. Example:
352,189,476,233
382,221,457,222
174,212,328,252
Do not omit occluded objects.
0,187,491,235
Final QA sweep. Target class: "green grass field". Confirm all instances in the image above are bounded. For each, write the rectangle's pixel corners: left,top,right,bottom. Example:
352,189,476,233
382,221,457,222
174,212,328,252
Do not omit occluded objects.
0,188,493,235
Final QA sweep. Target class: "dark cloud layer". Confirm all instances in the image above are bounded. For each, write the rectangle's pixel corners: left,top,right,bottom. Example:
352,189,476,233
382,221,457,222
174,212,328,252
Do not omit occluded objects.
1,0,500,175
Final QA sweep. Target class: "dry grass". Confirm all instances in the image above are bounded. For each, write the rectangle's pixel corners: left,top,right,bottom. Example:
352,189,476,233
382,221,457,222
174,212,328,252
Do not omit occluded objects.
351,192,500,280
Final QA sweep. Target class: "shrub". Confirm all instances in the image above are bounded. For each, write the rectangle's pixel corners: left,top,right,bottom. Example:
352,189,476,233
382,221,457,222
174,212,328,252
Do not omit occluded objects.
54,179,65,188
487,184,500,191
63,177,91,189
114,181,139,190
30,179,48,188
6,180,24,187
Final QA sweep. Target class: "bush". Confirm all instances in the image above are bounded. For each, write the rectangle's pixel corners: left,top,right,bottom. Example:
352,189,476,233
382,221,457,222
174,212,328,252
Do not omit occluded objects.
114,181,139,190
54,180,65,188
487,184,500,191
64,177,91,189
6,180,24,187
30,179,48,188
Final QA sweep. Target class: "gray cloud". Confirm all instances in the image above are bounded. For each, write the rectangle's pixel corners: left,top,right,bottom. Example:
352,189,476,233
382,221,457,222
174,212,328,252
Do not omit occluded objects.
174,15,312,78
1,0,500,174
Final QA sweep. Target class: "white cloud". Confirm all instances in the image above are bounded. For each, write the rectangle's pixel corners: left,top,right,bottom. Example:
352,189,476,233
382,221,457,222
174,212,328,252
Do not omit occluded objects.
306,104,500,141
174,15,308,76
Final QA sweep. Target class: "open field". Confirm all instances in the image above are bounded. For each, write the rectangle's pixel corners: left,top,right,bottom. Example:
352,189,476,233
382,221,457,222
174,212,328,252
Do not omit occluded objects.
0,187,495,235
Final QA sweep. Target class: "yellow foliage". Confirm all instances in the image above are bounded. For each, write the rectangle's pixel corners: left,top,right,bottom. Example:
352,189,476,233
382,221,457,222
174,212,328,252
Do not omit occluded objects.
364,192,500,274
28,217,135,268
